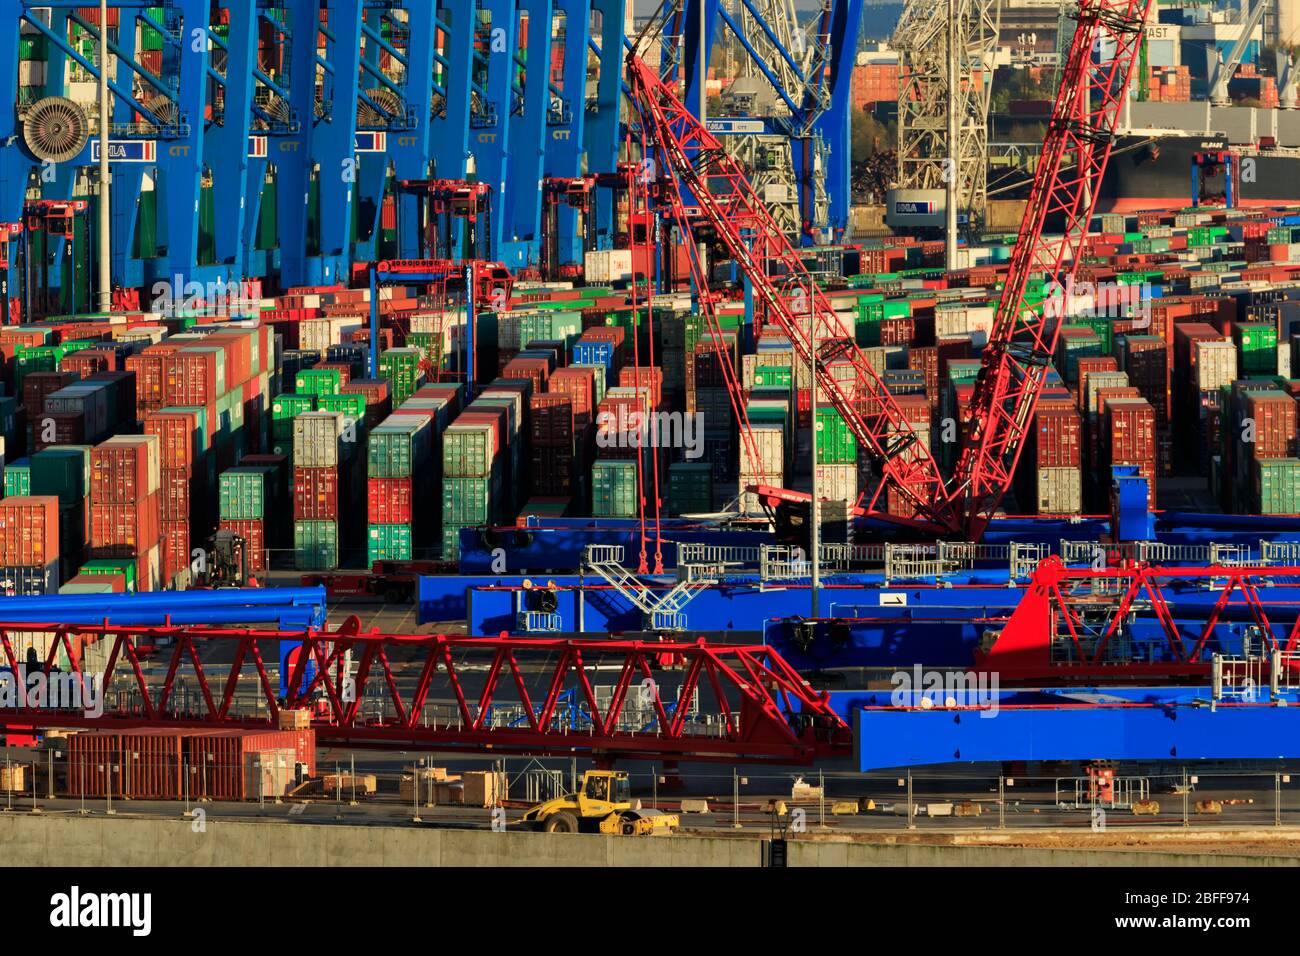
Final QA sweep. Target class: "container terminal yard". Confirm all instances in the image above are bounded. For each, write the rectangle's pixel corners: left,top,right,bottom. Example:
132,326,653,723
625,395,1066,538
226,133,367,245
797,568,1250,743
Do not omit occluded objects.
1,0,1300,887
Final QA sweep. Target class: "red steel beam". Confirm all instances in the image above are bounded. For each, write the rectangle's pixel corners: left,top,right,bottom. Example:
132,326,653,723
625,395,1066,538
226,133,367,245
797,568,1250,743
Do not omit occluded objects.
977,557,1300,682
0,620,850,764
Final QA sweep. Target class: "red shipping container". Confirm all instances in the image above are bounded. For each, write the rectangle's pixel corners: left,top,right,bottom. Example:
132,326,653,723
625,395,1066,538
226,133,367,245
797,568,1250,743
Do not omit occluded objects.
22,371,74,418
1243,392,1297,459
89,494,161,553
33,410,85,451
90,438,156,505
144,408,206,470
367,477,414,525
159,469,193,523
1035,408,1083,469
165,348,221,406
60,351,110,379
0,496,59,566
187,728,317,800
504,356,552,394
530,394,575,448
315,361,353,388
65,731,183,800
126,342,182,418
1106,398,1157,464
219,518,267,573
618,366,663,410
160,521,191,582
293,466,340,520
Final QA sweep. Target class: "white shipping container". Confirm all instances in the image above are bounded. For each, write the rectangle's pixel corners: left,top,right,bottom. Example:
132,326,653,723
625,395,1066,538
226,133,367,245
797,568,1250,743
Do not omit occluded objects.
299,317,362,352
740,423,785,479
583,249,634,284
293,411,346,467
814,463,858,505
1037,467,1083,514
1085,371,1130,417
1193,340,1237,391
742,350,796,389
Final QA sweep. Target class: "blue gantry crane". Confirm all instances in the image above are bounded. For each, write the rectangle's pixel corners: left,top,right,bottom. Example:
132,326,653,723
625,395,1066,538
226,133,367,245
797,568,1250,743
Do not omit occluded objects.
0,1,628,309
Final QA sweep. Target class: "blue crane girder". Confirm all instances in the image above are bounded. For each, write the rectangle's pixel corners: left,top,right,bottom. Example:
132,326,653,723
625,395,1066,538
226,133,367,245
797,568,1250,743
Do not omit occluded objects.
543,0,590,269
204,0,258,282
814,0,864,240
584,0,624,249
498,0,552,269
469,0,516,262
277,0,362,288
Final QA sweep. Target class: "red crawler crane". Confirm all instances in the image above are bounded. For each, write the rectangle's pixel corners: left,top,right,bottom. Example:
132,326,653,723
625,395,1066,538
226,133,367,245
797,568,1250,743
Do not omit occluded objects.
625,0,1155,540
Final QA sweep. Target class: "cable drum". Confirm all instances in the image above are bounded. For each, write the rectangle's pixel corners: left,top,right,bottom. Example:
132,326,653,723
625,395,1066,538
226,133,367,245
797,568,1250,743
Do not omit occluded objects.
23,97,90,163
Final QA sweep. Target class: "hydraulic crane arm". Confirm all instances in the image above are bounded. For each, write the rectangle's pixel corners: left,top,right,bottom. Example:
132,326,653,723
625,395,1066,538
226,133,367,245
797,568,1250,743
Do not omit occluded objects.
952,0,1155,541
625,54,959,533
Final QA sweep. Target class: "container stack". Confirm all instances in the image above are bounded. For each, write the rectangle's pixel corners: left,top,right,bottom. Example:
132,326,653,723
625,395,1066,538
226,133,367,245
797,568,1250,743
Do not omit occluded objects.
217,463,279,575
145,407,212,586
441,407,504,559
292,410,353,570
0,495,60,595
366,415,432,564
30,446,89,582
88,434,162,591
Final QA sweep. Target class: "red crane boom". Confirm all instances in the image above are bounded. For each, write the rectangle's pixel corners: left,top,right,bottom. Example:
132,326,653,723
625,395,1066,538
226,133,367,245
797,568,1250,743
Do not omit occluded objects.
625,0,1155,540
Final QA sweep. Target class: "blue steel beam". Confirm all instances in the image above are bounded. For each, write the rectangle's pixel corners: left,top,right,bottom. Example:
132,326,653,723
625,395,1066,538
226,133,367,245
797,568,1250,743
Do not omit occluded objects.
814,0,864,239
278,0,363,287
853,696,1300,770
543,0,589,269
469,0,517,261
584,0,624,248
352,5,390,264
681,0,721,120
427,3,475,257
205,0,258,282
499,0,552,269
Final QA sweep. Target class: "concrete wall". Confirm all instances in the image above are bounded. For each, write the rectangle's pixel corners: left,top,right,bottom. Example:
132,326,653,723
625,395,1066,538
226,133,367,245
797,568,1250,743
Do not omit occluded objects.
2,815,1296,867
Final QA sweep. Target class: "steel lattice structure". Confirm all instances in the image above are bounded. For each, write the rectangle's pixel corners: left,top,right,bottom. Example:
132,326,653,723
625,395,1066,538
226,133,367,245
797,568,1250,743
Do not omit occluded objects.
0,619,850,763
978,557,1300,682
893,0,1000,229
633,0,1154,539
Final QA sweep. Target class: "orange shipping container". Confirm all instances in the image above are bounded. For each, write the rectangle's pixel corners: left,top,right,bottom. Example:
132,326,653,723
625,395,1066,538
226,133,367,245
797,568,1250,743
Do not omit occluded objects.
0,496,59,566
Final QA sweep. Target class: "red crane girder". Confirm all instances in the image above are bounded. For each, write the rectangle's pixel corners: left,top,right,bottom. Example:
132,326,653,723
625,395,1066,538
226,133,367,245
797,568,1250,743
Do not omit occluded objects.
0,620,850,764
625,55,958,534
977,557,1300,682
954,0,1155,540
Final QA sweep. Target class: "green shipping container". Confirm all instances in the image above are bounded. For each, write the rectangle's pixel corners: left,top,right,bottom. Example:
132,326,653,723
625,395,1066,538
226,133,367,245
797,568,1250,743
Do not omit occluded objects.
667,463,712,515
295,368,343,397
80,558,137,593
4,459,32,497
592,460,638,517
443,424,496,477
367,523,413,563
442,476,495,525
316,393,367,421
31,446,90,507
294,520,339,570
368,417,431,478
218,466,275,520
1234,323,1278,376
442,523,468,561
379,348,424,406
1254,458,1300,514
815,408,857,464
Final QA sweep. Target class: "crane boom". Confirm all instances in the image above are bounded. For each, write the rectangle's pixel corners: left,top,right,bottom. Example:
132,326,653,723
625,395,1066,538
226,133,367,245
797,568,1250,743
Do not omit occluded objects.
626,55,959,532
625,0,1154,542
952,0,1155,540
